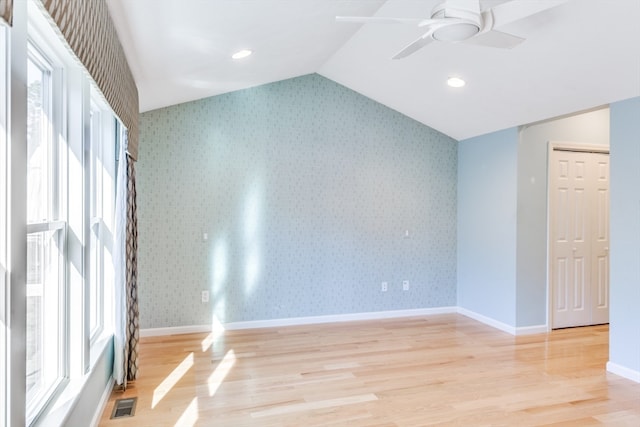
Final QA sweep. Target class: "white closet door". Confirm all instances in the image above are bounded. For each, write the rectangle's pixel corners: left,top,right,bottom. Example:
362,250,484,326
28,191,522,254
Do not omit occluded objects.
550,149,609,329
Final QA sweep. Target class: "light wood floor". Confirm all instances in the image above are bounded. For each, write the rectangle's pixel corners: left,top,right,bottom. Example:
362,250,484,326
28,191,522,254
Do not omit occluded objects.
98,314,640,426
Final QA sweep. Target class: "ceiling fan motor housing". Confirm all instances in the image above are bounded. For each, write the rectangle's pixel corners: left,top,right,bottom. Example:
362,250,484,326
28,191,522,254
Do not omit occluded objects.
430,1,482,42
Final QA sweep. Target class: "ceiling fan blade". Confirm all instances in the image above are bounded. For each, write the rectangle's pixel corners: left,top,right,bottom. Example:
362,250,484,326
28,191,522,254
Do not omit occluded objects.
392,32,434,60
489,0,569,28
465,29,524,49
336,16,423,25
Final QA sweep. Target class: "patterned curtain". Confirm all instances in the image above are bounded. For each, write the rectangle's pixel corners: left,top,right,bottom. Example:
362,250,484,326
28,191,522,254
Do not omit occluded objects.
39,0,140,159
114,129,139,389
124,153,139,383
0,0,12,26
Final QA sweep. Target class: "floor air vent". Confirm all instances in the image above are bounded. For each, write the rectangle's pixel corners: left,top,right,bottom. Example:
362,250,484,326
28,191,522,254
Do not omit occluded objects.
110,397,137,419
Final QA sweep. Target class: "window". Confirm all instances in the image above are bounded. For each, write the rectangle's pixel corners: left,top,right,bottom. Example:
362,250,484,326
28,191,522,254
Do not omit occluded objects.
88,91,115,343
25,43,66,418
17,2,121,424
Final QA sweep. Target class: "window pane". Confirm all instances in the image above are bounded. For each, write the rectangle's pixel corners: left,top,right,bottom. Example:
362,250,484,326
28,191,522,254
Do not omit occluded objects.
89,222,100,334
88,96,115,343
27,58,49,224
25,229,61,405
89,104,102,336
26,47,62,415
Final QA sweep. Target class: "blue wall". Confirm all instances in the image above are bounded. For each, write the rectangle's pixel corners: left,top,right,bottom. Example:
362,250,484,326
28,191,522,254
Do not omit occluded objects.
137,74,458,328
457,128,519,326
517,108,610,327
609,97,640,376
457,110,611,330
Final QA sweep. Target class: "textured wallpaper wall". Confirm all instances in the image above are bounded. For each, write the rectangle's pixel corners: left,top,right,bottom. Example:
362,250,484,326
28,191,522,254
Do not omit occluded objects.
137,74,457,328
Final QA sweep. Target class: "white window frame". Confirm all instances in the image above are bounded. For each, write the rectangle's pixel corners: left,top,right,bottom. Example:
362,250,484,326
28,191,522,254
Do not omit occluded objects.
22,1,120,424
88,89,115,346
0,22,9,427
25,38,68,424
89,100,104,341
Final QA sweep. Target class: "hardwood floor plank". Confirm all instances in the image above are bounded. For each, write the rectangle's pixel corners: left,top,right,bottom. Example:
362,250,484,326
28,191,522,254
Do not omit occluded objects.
250,393,378,418
594,409,640,425
98,315,639,426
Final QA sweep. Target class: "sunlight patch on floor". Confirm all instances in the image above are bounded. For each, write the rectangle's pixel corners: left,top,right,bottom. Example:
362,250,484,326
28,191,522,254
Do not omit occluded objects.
208,349,236,396
152,352,194,408
175,396,199,427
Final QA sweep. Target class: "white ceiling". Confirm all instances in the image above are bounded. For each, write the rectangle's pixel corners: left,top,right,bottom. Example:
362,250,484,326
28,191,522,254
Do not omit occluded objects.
106,0,640,140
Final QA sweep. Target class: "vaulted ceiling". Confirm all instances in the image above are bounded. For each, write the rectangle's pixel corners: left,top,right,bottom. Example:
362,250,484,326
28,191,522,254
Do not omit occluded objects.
106,0,640,140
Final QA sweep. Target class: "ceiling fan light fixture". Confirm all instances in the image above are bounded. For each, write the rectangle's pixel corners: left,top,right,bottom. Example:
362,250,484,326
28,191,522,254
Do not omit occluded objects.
432,22,480,42
231,49,252,60
447,76,466,88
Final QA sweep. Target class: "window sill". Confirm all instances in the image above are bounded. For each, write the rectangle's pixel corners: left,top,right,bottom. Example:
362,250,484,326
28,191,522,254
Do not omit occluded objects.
90,331,113,369
33,332,113,427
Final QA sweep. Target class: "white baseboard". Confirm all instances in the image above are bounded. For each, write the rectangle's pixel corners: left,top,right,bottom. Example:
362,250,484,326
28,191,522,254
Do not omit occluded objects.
606,361,640,383
224,307,458,330
139,307,550,337
140,324,212,337
514,324,549,335
139,307,458,336
90,378,114,427
457,307,516,334
456,307,547,336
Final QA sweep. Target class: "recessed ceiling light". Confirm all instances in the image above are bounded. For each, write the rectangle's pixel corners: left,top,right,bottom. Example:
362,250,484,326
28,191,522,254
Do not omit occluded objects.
231,49,252,60
447,77,466,88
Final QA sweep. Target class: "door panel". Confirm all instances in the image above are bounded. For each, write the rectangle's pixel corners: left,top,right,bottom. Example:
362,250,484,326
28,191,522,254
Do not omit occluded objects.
591,154,609,324
595,255,608,307
573,188,586,242
556,188,569,242
555,258,568,311
572,256,585,310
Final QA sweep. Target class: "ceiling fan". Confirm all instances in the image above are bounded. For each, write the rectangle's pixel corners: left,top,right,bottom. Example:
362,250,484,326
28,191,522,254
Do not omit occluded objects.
336,0,568,59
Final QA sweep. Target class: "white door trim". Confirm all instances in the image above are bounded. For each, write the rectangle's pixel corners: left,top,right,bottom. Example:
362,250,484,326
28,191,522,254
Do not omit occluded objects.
547,141,609,330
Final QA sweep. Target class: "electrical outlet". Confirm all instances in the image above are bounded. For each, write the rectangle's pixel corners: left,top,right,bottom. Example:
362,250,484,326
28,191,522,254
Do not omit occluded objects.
201,290,209,303
381,282,388,292
402,280,410,291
